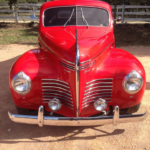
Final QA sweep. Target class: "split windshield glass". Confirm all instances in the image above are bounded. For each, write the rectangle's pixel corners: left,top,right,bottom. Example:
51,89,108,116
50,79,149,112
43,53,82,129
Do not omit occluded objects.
44,6,109,27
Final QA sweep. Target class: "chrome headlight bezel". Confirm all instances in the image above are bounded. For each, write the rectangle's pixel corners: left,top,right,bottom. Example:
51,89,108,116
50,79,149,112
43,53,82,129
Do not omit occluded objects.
123,70,143,94
12,71,32,95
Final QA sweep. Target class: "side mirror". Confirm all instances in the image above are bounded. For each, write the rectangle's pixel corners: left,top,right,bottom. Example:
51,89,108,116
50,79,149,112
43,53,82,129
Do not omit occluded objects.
114,16,121,22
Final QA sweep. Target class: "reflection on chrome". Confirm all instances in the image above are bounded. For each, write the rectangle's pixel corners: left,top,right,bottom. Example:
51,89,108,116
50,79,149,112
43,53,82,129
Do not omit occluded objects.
8,105,147,127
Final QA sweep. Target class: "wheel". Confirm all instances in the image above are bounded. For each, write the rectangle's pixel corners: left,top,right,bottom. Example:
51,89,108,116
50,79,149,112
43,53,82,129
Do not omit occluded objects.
16,106,29,115
121,103,141,114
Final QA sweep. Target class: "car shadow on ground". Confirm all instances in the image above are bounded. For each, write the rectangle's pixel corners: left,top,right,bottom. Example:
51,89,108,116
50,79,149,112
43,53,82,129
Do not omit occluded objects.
0,126,125,144
146,82,150,90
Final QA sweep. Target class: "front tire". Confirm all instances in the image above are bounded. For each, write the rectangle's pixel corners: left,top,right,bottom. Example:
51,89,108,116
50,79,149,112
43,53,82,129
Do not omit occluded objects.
121,103,141,114
16,106,29,115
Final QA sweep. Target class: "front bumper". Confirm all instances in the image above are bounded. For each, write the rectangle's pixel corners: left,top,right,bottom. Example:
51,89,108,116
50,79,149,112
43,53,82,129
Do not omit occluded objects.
8,106,147,127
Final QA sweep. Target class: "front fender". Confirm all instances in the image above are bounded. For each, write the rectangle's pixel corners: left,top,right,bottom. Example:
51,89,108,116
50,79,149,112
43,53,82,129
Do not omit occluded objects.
112,48,146,109
9,48,58,110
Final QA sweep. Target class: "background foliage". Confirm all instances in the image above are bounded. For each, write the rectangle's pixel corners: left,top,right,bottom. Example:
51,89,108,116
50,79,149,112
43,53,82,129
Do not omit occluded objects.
0,0,47,3
0,0,150,5
103,0,150,5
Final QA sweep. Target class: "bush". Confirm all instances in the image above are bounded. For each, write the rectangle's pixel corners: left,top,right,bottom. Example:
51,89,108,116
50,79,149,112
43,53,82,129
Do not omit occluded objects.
27,0,38,3
0,0,5,3
18,0,27,3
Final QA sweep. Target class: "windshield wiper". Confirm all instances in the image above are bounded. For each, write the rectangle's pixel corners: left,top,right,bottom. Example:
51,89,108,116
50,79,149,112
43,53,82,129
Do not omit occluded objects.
64,9,75,28
81,8,89,28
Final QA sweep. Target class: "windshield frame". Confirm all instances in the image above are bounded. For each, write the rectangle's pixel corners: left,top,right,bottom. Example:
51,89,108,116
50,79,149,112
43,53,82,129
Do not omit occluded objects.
42,5,110,27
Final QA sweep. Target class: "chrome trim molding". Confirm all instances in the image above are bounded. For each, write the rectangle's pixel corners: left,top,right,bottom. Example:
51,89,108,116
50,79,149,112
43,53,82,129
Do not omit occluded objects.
8,106,147,127
83,92,112,100
86,78,113,85
42,79,69,85
42,82,70,89
42,86,69,92
59,60,96,71
43,98,73,104
42,89,71,93
85,86,113,92
76,29,79,117
59,61,75,71
43,91,71,96
79,60,96,71
86,82,113,88
84,89,112,96
43,94,72,100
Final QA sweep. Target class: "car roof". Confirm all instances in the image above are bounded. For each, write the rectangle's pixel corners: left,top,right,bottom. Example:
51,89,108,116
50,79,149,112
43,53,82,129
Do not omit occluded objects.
41,0,112,12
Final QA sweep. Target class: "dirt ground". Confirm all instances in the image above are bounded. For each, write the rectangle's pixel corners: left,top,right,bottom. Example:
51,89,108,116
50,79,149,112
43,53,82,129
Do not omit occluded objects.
0,45,150,150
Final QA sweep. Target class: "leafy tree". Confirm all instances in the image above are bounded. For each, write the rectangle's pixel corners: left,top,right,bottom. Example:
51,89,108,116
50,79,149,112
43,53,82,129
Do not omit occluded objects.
103,0,150,5
146,0,150,5
18,0,27,3
0,0,5,3
27,0,38,3
8,0,18,9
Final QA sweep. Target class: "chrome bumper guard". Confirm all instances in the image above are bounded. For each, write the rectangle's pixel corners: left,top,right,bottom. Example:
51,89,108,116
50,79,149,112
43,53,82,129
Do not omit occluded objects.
8,106,147,127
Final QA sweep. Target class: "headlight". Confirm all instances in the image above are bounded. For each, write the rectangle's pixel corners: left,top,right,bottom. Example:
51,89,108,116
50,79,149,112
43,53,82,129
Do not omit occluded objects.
48,98,61,111
123,70,143,94
12,71,32,95
94,98,107,112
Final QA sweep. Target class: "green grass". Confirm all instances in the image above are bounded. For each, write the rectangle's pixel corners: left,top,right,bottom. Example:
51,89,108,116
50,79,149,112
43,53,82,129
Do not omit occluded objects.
0,29,38,44
0,23,38,44
0,22,150,46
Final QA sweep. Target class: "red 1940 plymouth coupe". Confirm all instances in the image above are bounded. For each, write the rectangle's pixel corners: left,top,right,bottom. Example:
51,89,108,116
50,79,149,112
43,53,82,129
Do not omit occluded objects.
8,0,147,127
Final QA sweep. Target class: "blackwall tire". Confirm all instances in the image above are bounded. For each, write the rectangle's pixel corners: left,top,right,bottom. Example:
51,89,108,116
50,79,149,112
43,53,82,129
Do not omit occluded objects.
121,103,141,114
16,106,29,115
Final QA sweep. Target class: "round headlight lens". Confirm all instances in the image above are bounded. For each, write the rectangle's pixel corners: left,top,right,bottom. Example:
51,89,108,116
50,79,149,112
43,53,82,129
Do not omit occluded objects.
123,70,143,94
12,71,32,95
48,98,61,111
94,98,107,112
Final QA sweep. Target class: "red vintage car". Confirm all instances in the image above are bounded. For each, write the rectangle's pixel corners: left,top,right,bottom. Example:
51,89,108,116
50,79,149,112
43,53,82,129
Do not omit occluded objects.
8,0,147,127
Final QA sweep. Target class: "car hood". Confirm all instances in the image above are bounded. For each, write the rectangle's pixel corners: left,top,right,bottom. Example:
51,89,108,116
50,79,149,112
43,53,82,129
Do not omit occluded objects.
39,27,113,63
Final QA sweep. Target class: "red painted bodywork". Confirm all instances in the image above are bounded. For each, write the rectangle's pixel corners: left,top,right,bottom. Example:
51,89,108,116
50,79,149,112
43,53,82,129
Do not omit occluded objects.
9,0,146,117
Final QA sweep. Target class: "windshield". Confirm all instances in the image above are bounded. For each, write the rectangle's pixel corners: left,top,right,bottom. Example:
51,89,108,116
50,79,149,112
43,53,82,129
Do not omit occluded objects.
44,6,109,27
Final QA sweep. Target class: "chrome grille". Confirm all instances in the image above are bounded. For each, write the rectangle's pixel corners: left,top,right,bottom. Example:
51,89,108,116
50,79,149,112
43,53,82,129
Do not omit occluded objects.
59,61,75,71
59,60,96,71
82,78,113,109
79,60,96,71
42,79,73,110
